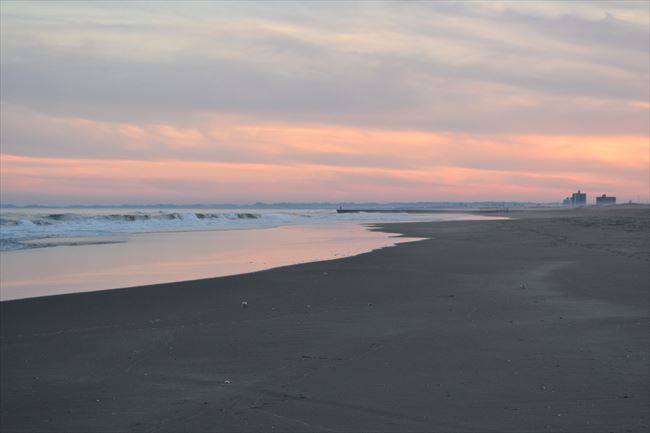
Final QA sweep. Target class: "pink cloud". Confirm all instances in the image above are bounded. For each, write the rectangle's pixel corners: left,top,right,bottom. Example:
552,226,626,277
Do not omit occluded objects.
2,136,647,204
2,107,648,204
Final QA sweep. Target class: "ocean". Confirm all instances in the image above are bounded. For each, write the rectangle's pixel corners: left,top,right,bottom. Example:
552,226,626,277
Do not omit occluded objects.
0,207,466,251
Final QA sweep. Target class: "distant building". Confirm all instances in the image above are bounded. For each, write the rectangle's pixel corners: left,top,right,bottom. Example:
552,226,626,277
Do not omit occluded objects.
596,194,616,205
563,190,586,206
571,190,586,206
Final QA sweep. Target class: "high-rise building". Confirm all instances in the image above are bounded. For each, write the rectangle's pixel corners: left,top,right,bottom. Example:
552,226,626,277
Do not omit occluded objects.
563,190,586,206
596,194,616,205
571,190,586,206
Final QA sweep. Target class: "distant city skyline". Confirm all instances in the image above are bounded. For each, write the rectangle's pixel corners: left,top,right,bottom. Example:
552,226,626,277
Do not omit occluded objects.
1,1,648,204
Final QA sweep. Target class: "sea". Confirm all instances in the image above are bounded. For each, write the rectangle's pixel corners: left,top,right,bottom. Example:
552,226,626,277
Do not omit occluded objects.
0,207,504,301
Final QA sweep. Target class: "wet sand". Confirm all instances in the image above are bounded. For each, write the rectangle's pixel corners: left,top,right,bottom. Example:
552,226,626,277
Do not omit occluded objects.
1,205,648,432
0,222,428,301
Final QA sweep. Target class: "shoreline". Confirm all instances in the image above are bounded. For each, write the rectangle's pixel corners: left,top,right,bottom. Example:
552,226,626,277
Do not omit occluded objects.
1,206,648,432
0,222,429,302
1,214,502,302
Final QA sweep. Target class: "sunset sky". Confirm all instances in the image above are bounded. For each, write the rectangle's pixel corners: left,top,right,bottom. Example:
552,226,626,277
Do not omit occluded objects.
1,1,648,204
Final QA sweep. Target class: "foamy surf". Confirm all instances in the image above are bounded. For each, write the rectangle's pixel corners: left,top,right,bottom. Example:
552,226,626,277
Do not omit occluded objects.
0,208,502,251
0,210,281,250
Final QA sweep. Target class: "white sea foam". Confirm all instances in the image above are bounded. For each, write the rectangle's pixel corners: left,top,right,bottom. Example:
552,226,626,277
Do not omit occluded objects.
0,208,482,251
0,208,508,252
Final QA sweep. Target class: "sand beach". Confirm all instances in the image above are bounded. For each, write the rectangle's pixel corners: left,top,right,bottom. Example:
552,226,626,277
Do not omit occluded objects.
1,205,648,432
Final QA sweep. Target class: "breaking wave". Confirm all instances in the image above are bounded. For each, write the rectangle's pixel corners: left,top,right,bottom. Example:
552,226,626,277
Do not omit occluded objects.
0,211,272,251
1,212,262,226
0,208,457,252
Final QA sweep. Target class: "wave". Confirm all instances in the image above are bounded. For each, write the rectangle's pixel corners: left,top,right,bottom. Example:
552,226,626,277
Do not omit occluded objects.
0,208,457,252
0,211,262,226
0,211,272,251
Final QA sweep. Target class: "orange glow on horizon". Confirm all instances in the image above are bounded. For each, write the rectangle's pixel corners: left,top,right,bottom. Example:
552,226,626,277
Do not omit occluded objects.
2,133,647,204
1,108,648,203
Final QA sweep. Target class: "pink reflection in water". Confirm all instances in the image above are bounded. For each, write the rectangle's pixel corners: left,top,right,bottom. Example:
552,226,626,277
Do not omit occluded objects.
0,223,424,301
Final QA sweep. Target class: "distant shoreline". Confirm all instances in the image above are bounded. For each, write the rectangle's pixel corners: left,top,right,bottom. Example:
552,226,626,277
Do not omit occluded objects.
0,201,564,209
337,208,511,213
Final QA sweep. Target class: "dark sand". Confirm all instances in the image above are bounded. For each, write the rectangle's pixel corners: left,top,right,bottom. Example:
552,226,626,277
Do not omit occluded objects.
1,205,648,432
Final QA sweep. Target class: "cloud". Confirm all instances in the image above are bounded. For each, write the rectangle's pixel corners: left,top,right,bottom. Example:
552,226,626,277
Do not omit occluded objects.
3,104,646,172
1,2,648,203
1,2,648,135
3,152,646,205
2,109,647,204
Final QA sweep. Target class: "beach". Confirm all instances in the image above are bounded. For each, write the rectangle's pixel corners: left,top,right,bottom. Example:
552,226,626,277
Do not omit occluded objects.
1,205,648,432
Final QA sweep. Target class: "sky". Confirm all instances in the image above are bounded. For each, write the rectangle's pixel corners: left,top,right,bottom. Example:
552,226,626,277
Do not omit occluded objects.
1,1,648,205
